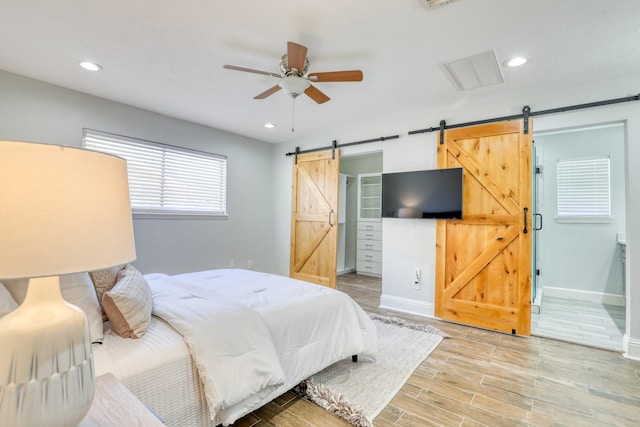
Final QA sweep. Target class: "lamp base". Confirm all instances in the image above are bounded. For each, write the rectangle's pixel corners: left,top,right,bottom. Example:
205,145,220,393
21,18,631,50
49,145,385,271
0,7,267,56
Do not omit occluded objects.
0,276,95,427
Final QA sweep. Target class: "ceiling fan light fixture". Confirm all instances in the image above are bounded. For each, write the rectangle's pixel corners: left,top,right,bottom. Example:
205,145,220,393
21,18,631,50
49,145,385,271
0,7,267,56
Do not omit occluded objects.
279,76,310,98
225,41,360,104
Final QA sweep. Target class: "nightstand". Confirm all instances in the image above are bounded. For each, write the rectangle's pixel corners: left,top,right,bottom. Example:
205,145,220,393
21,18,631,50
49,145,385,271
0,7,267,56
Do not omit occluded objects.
79,373,164,426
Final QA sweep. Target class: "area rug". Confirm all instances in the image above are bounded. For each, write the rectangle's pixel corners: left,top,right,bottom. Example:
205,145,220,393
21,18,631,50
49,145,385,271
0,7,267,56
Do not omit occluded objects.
294,313,449,427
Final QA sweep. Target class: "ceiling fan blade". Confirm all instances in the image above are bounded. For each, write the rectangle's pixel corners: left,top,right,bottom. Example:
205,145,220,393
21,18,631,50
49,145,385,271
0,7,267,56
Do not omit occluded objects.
304,85,330,104
287,42,308,73
254,85,282,99
308,70,363,82
223,64,281,78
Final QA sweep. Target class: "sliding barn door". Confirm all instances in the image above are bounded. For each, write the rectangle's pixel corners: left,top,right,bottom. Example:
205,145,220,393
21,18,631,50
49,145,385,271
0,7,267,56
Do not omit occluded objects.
435,120,532,335
290,150,340,288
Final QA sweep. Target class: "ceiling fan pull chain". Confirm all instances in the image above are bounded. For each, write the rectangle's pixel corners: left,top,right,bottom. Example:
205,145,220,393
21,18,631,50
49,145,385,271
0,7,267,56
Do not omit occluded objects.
291,98,296,132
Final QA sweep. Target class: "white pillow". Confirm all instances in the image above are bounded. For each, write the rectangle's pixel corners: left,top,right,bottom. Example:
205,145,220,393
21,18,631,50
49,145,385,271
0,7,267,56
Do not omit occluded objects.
60,273,104,344
3,273,104,344
89,265,123,321
0,282,18,318
102,264,152,339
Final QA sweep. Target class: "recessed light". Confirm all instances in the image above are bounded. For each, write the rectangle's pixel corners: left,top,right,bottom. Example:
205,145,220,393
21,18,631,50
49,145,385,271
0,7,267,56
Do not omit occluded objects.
504,57,527,67
264,123,276,129
79,61,102,72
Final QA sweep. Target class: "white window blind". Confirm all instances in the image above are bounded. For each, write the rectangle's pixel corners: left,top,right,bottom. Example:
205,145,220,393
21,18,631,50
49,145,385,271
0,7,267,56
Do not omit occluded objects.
83,129,227,217
556,156,610,219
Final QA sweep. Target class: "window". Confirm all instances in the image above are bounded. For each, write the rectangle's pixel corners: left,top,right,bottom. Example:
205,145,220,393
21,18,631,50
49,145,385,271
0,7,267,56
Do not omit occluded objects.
556,156,610,221
83,129,227,218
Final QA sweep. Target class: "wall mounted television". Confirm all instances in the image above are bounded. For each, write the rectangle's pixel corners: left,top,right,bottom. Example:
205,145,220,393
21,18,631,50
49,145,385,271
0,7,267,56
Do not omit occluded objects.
381,167,463,219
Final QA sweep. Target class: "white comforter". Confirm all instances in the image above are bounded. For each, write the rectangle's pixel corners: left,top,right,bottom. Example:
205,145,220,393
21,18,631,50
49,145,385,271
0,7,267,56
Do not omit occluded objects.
147,269,377,426
148,274,286,420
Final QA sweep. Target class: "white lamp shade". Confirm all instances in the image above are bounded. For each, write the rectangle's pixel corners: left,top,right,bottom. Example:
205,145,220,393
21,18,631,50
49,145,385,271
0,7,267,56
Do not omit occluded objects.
0,140,136,279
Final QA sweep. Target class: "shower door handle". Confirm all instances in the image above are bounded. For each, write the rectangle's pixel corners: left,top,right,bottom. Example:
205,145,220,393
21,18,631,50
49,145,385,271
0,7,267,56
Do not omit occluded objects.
534,213,543,231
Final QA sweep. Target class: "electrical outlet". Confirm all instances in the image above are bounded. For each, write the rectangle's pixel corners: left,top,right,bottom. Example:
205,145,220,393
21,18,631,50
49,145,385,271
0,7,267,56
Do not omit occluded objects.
247,260,253,270
413,268,421,290
229,259,235,268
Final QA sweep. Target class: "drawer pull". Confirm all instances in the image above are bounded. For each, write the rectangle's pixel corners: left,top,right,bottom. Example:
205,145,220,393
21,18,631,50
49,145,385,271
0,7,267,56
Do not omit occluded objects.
366,234,373,238
365,266,372,269
366,244,373,248
365,255,372,258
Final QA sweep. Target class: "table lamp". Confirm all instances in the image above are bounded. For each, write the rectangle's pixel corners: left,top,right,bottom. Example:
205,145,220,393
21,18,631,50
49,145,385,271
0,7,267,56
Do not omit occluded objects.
0,141,136,426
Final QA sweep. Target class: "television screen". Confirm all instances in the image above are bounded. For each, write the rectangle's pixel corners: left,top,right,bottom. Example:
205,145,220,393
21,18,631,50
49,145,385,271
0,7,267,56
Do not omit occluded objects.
381,168,463,219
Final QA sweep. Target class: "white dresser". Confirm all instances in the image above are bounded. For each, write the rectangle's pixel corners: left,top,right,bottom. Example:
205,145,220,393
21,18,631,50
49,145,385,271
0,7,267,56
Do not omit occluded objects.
356,173,382,277
356,221,382,277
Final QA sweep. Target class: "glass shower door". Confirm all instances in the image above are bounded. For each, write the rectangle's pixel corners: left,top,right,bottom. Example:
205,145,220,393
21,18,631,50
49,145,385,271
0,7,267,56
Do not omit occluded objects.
532,144,542,304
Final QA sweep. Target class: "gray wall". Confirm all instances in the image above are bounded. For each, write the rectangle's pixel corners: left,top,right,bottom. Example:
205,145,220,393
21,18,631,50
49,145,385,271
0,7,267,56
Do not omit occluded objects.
0,70,275,275
536,124,626,299
340,152,383,175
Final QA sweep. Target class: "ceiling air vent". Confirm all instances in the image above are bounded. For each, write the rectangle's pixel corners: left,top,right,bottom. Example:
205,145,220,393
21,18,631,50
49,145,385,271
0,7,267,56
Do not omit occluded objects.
442,49,504,91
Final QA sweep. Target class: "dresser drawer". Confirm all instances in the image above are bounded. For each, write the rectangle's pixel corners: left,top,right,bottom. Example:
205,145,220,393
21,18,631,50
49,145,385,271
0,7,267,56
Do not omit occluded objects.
357,230,382,241
357,221,382,232
357,250,382,263
357,260,382,276
357,239,382,252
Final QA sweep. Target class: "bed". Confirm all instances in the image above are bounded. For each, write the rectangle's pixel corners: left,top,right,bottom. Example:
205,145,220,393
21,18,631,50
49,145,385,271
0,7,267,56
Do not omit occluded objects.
89,268,378,426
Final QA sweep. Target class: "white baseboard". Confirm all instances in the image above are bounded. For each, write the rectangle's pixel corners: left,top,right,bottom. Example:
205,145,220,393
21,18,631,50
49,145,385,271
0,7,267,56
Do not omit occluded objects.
623,335,640,361
337,267,356,276
379,293,434,318
542,286,625,306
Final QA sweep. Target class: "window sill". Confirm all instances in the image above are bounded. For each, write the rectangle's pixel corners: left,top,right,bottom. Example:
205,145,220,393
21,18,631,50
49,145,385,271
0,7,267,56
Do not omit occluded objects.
133,212,228,220
555,216,612,224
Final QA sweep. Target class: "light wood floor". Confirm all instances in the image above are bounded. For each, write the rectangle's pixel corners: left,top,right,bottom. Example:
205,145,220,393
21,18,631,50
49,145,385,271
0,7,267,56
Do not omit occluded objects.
233,273,640,426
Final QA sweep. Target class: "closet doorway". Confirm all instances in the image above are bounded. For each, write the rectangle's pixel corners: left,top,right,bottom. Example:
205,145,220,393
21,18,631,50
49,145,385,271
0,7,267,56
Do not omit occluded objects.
531,123,627,351
337,152,383,277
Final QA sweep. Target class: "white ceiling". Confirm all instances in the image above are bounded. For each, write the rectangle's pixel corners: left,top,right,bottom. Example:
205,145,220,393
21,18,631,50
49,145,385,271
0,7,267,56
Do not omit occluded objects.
1,0,639,144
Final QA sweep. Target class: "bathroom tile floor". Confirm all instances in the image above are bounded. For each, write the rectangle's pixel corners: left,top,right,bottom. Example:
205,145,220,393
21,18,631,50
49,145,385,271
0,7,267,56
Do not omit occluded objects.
531,295,625,351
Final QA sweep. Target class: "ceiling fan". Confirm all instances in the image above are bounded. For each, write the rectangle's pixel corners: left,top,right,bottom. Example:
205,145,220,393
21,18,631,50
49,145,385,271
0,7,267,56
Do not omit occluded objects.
223,41,363,104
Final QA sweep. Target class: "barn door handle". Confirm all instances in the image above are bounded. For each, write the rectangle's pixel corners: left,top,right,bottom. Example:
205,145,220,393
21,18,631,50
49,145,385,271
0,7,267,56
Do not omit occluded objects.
534,213,543,231
329,209,335,227
523,207,529,234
